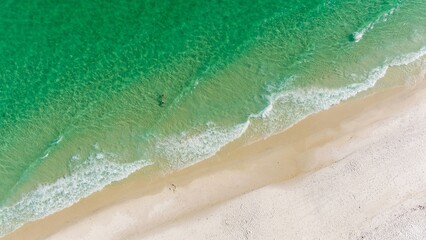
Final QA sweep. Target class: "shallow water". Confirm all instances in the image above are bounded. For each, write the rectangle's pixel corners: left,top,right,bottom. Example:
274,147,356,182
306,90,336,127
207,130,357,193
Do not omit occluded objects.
1,0,426,236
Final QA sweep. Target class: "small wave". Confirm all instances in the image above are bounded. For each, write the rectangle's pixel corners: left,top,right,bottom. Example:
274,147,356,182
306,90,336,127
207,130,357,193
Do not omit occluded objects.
50,135,64,145
0,151,153,237
40,151,49,160
351,5,400,43
156,121,250,168
2,47,424,238
153,64,387,168
40,135,64,159
390,47,426,66
2,134,67,200
156,47,426,170
351,31,365,43
249,46,426,138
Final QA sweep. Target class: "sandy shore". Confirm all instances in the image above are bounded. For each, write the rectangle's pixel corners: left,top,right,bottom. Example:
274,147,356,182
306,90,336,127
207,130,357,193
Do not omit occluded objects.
3,78,426,240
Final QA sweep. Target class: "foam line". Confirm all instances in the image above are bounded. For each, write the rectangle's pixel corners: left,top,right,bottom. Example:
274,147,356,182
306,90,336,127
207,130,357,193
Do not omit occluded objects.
0,152,153,237
156,121,250,168
352,5,400,43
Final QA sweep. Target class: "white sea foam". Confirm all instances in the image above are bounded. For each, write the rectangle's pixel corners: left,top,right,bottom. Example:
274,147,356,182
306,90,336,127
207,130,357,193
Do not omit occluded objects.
157,47,426,170
155,64,385,168
352,29,366,43
2,47,425,238
352,5,399,43
0,151,153,238
157,121,250,168
390,47,426,66
50,135,64,145
40,152,49,160
248,47,426,139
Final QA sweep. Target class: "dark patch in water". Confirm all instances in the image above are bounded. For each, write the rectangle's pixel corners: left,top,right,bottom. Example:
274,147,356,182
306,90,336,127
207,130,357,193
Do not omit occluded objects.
158,93,166,107
348,33,357,42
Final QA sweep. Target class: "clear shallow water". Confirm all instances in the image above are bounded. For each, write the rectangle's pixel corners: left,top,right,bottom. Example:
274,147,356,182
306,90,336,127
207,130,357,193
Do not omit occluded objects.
1,0,426,236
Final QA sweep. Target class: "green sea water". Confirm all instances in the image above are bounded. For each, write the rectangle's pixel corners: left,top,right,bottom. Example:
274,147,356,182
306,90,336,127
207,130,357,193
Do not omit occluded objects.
1,0,426,236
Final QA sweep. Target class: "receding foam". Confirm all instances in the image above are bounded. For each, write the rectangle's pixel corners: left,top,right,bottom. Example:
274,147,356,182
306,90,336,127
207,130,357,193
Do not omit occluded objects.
156,121,250,169
1,46,425,238
0,151,153,237
248,47,426,139
157,47,426,171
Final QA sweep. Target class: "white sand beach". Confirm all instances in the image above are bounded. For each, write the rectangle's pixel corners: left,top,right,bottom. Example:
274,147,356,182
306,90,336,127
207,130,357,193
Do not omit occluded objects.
3,78,426,240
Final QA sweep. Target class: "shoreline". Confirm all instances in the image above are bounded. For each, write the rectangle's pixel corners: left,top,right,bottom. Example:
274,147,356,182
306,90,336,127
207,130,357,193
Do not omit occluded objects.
3,77,426,240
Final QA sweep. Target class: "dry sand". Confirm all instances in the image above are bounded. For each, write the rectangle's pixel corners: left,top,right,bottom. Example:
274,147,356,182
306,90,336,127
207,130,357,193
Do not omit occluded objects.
3,79,426,240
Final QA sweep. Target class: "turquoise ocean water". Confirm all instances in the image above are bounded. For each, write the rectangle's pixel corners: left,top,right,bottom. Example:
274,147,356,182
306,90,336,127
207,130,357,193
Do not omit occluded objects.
1,0,426,236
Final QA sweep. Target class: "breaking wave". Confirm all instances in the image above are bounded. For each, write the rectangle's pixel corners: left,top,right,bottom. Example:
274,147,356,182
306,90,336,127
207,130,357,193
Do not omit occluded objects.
0,150,153,237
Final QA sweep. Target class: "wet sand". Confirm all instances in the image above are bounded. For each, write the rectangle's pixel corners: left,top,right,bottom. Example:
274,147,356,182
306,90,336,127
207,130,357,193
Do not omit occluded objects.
3,79,426,240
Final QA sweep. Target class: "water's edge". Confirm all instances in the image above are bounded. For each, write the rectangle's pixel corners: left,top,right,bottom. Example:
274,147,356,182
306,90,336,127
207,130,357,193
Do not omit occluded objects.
1,48,425,238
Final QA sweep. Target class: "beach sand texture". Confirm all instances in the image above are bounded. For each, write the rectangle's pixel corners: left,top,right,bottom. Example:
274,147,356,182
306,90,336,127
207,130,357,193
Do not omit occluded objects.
2,1,426,238
3,78,426,240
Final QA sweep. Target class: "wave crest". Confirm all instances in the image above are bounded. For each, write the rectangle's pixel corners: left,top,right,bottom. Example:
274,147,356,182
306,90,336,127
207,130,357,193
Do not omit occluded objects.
351,5,400,43
0,151,152,237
